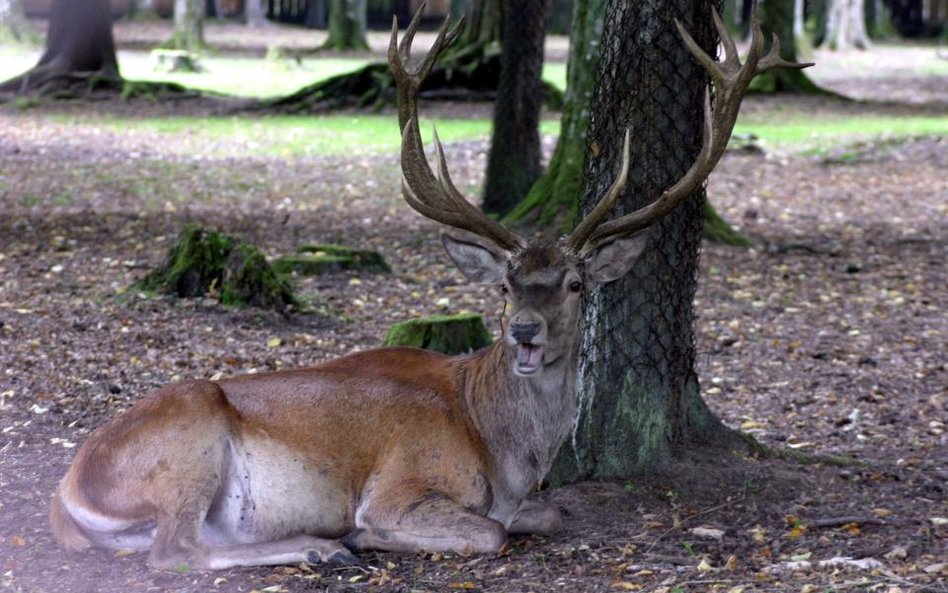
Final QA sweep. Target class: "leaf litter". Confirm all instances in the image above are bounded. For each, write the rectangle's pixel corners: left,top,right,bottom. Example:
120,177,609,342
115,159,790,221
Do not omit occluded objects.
0,82,945,593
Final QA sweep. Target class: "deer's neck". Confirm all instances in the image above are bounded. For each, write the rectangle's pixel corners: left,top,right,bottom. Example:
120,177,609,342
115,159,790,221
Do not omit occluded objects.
459,339,580,523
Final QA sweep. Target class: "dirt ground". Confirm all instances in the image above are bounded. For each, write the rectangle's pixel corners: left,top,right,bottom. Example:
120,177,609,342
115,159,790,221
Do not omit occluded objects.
0,26,946,593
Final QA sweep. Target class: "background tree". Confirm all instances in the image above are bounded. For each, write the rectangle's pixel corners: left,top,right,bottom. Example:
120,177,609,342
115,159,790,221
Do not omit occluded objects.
0,0,119,94
549,0,737,482
127,0,158,20
755,0,824,92
244,0,268,27
0,0,40,45
164,0,206,53
823,0,872,49
504,0,605,230
481,0,550,216
322,0,369,51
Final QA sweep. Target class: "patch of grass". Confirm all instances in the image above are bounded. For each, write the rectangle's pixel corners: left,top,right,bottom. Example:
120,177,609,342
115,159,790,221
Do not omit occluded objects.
734,115,948,152
77,114,560,157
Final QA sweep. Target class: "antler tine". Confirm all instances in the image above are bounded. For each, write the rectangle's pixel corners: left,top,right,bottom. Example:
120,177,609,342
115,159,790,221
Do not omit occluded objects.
388,6,524,253
712,7,740,71
565,129,630,254
569,3,812,252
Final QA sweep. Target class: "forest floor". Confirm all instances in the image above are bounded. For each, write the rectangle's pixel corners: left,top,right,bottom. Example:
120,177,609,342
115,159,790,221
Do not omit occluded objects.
0,29,945,593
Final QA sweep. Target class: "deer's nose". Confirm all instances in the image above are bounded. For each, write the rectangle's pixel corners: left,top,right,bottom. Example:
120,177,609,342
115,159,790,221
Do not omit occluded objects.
510,322,542,344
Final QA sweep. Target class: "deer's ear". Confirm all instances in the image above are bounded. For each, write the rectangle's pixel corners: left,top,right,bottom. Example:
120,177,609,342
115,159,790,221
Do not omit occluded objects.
584,230,650,284
442,233,508,284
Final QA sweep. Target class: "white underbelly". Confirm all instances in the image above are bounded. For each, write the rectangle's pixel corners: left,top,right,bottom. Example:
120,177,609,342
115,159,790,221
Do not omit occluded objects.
204,437,352,544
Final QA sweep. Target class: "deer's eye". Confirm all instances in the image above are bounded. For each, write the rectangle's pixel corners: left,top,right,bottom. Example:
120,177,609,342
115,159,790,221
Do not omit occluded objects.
569,281,583,293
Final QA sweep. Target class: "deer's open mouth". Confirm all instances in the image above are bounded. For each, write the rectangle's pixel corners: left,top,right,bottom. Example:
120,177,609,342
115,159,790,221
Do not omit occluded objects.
515,344,544,376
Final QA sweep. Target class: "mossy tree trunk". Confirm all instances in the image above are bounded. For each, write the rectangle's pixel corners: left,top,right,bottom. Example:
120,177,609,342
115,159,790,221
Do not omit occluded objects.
164,0,206,53
754,0,827,93
503,0,603,231
0,0,120,94
481,0,550,217
549,0,742,484
322,0,369,51
0,0,40,45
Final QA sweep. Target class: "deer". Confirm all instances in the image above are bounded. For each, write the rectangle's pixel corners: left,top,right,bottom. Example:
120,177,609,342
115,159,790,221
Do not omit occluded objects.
49,6,807,571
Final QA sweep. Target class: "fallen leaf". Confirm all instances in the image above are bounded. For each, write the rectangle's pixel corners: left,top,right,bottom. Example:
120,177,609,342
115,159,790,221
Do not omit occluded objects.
449,582,476,590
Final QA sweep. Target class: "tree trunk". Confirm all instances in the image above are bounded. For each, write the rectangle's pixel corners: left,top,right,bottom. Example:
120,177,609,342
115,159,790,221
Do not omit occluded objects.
244,0,267,26
0,0,120,94
127,0,158,20
165,0,206,52
505,0,749,247
755,0,827,93
0,0,40,45
322,0,369,51
548,0,739,483
481,0,549,216
824,0,872,49
504,0,603,230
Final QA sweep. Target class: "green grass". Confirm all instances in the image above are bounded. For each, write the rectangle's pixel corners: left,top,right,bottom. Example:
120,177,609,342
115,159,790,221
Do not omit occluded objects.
70,111,943,158
733,115,948,150
75,114,561,157
0,50,567,99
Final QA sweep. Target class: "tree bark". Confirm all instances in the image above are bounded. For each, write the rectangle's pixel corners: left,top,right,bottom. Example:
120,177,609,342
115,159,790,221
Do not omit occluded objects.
549,0,739,483
322,0,369,51
0,0,40,45
0,0,120,94
481,0,549,216
165,0,206,52
824,0,872,49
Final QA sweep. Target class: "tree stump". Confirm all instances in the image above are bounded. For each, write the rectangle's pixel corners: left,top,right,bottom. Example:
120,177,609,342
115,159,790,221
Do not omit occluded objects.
134,224,295,311
381,313,493,355
272,244,390,276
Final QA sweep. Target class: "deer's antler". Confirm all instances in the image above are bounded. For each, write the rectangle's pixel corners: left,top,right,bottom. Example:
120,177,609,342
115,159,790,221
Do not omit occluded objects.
565,4,813,254
389,4,526,253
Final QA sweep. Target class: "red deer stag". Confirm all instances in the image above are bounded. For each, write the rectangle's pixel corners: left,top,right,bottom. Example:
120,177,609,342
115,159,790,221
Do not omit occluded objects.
50,6,807,570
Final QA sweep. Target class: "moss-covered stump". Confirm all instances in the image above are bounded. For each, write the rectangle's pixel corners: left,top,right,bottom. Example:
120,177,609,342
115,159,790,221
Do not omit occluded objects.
134,224,295,311
381,313,493,355
273,244,390,276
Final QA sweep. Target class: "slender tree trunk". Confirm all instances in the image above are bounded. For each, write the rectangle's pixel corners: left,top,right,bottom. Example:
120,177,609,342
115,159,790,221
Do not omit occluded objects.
322,0,369,51
549,0,738,483
166,0,206,52
481,0,550,216
0,0,120,94
244,0,267,26
503,0,602,230
824,0,872,49
0,0,40,45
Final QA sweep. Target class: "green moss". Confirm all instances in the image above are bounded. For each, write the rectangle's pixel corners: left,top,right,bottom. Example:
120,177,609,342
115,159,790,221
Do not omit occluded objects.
381,313,493,355
134,224,295,311
702,201,752,248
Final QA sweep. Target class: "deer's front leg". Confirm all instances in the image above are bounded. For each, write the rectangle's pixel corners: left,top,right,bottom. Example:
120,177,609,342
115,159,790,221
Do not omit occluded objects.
507,498,562,536
345,494,505,555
